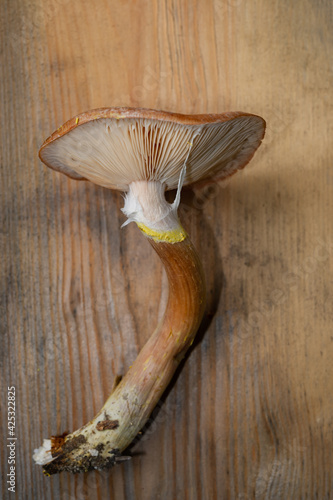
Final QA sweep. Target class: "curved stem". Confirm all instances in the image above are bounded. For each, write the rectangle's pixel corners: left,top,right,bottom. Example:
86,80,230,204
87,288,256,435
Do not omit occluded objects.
34,180,206,475
36,233,205,475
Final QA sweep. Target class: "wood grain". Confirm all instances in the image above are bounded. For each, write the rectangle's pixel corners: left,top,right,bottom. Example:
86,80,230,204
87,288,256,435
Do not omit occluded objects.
1,0,333,498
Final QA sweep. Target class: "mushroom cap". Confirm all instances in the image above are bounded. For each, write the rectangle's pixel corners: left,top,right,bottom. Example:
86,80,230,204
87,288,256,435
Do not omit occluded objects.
39,107,265,191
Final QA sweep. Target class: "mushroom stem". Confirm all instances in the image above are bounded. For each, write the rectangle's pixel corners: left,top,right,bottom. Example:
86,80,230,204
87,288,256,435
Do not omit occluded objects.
34,180,206,475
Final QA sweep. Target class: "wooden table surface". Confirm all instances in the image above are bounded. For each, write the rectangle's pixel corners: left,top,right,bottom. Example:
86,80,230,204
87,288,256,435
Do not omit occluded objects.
1,1,333,499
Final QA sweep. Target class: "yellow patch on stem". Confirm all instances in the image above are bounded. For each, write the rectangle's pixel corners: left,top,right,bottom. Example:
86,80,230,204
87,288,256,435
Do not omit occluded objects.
137,223,187,243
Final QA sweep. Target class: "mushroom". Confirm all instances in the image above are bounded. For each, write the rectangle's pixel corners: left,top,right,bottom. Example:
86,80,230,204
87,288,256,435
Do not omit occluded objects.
33,107,265,474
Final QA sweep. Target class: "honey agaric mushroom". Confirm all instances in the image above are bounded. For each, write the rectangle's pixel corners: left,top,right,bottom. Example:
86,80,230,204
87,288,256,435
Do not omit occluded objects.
33,107,265,474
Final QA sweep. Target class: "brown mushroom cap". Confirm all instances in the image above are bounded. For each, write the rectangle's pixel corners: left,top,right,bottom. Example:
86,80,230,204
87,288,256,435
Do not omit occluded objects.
39,107,265,191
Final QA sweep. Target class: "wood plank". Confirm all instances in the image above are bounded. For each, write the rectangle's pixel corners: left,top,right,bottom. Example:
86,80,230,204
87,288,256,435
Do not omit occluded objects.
1,0,333,498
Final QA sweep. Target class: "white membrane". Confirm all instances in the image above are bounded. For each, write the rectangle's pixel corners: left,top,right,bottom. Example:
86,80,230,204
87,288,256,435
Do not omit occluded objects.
121,166,186,230
33,439,55,465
